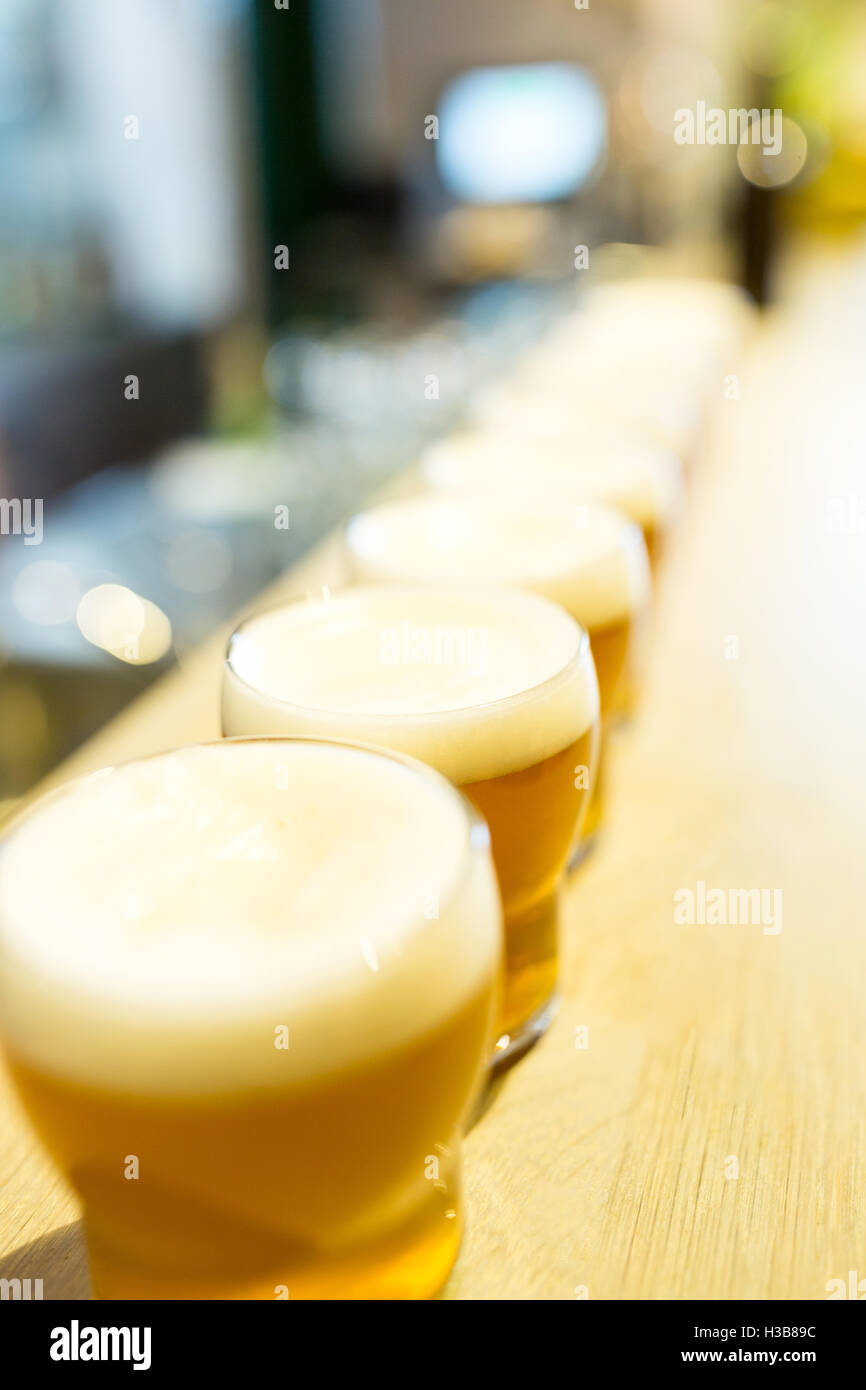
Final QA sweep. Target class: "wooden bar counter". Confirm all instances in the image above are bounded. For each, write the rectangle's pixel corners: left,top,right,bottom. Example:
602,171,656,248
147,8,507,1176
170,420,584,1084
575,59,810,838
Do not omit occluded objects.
2,255,865,1300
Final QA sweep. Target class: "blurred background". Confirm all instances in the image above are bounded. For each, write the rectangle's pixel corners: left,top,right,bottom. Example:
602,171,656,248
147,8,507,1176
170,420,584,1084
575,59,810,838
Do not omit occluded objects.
1,0,865,805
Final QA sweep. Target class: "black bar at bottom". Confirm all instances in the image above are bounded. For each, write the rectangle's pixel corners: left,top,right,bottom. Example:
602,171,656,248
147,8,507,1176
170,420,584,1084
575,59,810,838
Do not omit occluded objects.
4,1296,858,1375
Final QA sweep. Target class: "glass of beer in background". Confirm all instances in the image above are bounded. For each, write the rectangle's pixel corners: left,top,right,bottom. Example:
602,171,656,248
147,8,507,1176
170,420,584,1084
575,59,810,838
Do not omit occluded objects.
422,429,683,577
574,276,756,412
345,494,650,844
223,586,599,1064
473,277,755,467
0,738,501,1299
472,368,700,468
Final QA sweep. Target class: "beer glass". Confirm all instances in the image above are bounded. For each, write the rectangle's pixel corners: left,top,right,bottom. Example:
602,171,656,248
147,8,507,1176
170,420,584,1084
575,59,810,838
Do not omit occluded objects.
577,275,755,401
223,586,599,1064
475,277,754,455
422,428,683,576
473,370,700,464
346,494,650,841
0,738,501,1300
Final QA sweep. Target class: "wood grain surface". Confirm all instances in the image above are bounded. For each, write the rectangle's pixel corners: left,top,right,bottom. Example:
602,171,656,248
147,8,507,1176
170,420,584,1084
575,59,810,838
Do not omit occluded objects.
2,253,865,1300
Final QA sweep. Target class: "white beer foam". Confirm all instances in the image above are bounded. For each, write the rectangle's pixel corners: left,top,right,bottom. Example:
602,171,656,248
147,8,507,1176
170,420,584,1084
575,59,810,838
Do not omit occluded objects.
580,276,755,350
475,368,701,457
0,740,501,1093
423,429,684,530
224,586,598,784
347,496,650,631
513,279,755,410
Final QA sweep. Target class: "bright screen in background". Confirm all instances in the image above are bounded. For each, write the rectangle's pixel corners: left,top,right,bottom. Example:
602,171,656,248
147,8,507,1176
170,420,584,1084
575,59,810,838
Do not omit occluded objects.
436,63,606,205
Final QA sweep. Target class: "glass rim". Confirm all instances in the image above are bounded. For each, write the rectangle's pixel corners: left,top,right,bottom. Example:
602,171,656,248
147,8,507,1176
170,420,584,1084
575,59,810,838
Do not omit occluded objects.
0,735,493,938
424,422,682,465
223,583,596,729
421,429,684,526
345,494,652,619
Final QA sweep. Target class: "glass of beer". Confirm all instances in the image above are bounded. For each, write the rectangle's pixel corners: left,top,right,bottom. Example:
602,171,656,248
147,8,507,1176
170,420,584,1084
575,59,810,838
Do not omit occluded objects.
0,738,501,1300
422,428,683,576
475,278,754,456
346,494,650,842
472,369,700,464
223,586,599,1065
576,276,755,402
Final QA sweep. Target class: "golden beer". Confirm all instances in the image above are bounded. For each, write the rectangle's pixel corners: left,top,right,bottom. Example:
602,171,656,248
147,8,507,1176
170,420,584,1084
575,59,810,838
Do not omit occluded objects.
223,586,600,1061
0,739,501,1299
346,495,649,840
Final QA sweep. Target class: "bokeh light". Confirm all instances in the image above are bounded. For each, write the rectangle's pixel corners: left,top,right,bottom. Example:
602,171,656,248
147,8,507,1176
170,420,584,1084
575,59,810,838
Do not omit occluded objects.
76,584,172,664
437,63,606,204
737,117,809,188
12,563,81,626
